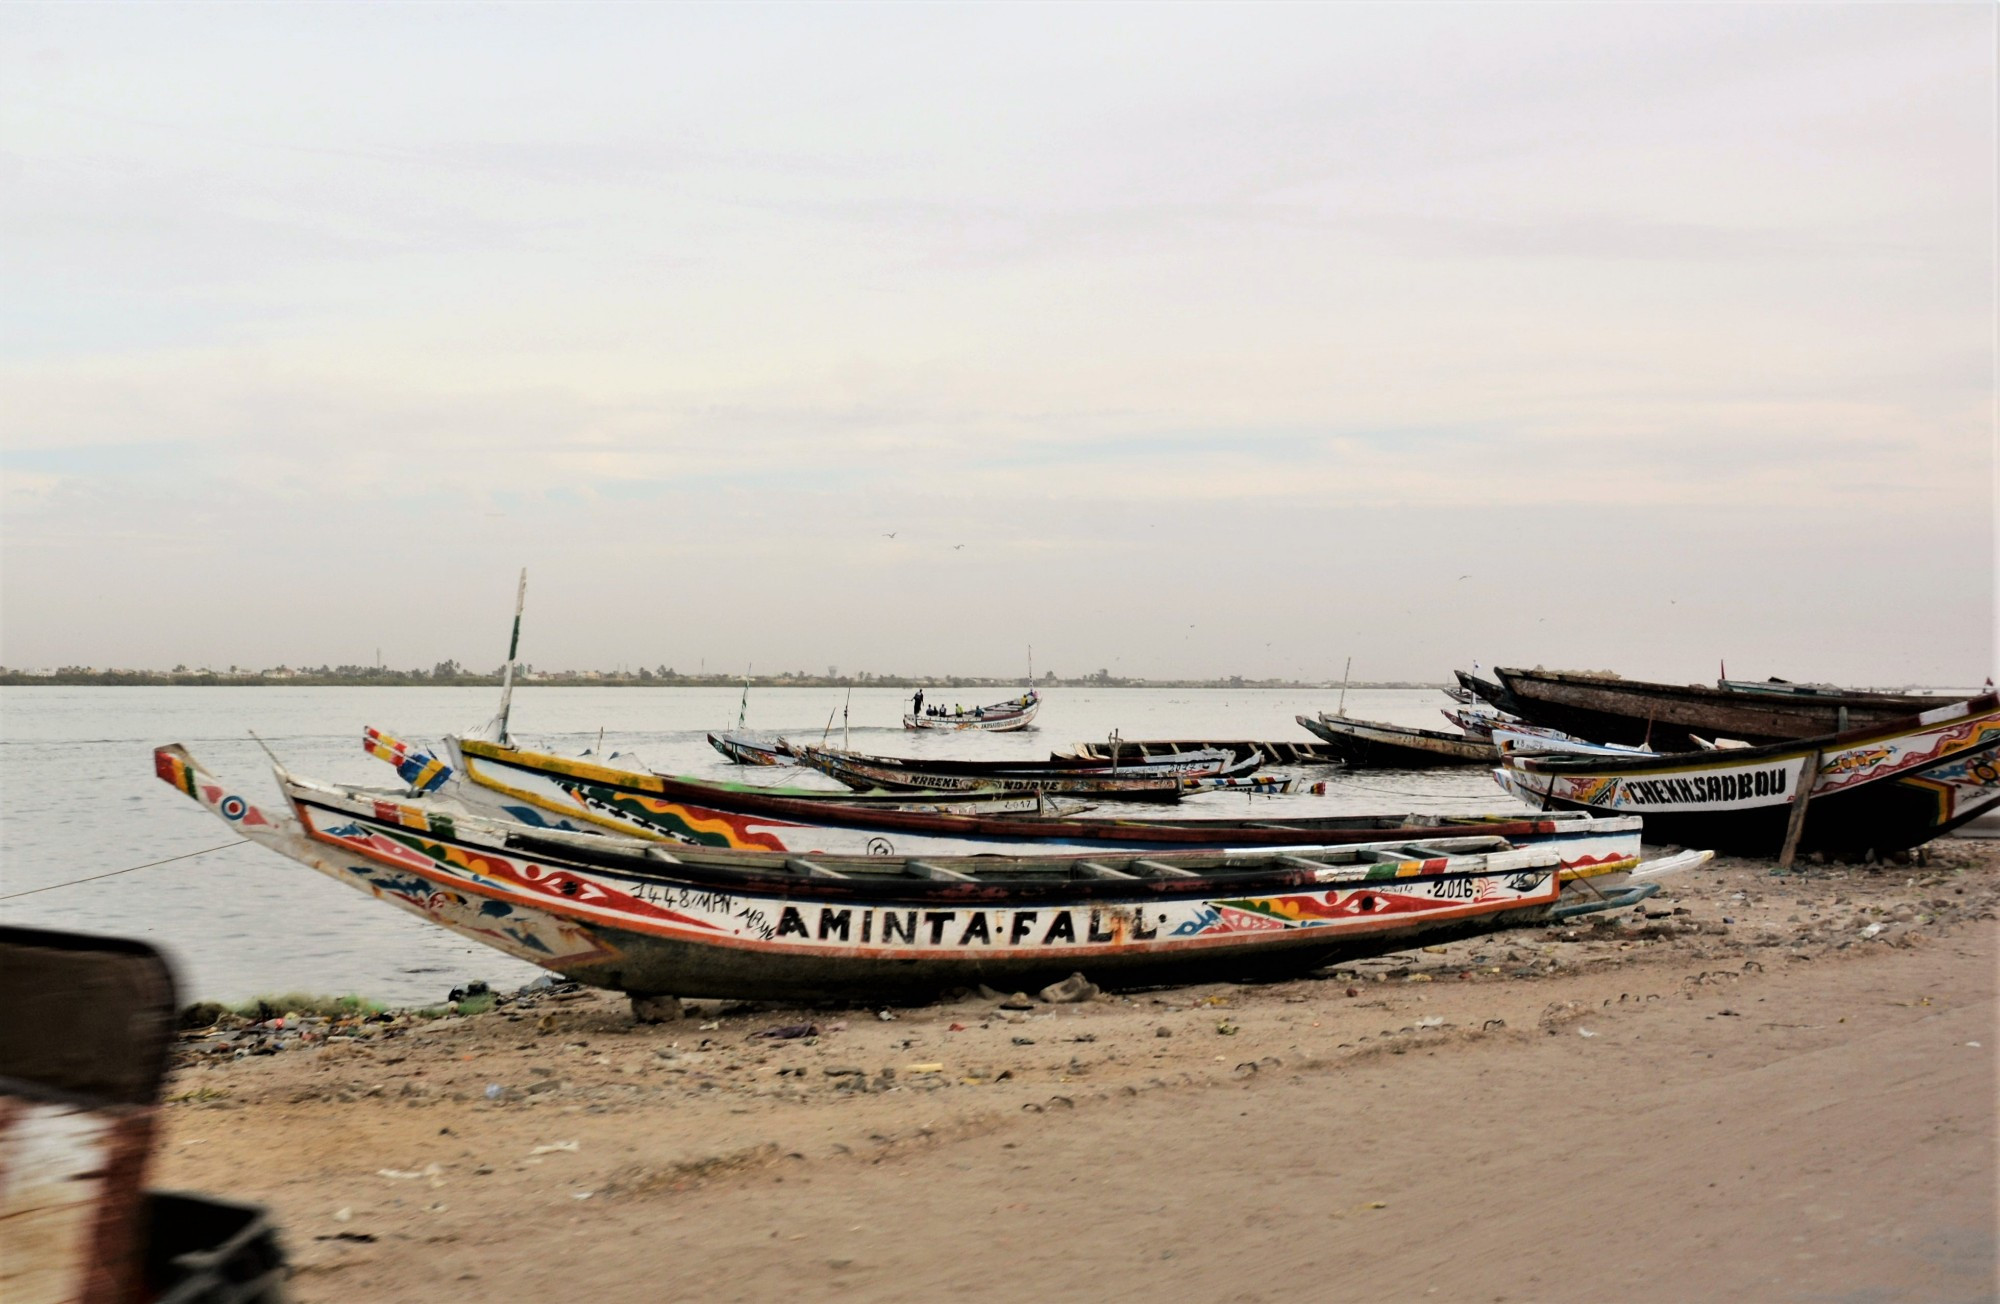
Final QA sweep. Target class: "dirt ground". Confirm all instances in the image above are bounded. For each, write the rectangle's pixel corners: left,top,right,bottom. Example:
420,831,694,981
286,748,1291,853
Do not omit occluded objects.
155,842,2000,1303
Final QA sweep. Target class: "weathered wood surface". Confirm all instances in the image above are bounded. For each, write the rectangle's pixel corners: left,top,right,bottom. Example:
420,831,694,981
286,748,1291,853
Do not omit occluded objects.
1494,667,1957,749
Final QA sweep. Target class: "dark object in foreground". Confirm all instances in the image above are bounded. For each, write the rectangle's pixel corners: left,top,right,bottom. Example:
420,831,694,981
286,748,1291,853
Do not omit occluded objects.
0,925,288,1302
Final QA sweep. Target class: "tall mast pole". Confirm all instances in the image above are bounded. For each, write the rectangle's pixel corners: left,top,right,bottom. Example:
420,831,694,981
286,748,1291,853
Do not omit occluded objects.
492,568,528,745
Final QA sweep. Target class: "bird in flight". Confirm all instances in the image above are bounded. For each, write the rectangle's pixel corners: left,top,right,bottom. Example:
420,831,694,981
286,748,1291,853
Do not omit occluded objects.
1457,574,1471,580
952,544,965,550
882,532,898,539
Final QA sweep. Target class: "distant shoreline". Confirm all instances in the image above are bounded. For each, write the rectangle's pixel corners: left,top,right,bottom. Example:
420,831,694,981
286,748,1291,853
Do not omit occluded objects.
0,672,1438,690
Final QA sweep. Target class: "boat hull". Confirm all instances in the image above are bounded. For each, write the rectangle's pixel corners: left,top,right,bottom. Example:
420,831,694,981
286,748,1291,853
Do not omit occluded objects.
410,732,1649,867
793,745,1188,802
904,693,1040,732
1296,715,1498,768
159,745,1639,1000
1492,667,1954,750
1498,696,2000,856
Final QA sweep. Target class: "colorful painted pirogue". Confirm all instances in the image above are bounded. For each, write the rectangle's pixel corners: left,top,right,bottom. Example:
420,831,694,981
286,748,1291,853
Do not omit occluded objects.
904,690,1040,732
1496,694,2000,857
156,745,1703,1001
369,728,1650,867
1295,714,1499,768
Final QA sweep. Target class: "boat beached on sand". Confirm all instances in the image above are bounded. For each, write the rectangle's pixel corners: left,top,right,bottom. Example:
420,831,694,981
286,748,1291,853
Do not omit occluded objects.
366,727,1651,866
1295,713,1498,768
156,745,1704,1004
1472,667,1959,752
788,742,1195,802
1496,694,2000,861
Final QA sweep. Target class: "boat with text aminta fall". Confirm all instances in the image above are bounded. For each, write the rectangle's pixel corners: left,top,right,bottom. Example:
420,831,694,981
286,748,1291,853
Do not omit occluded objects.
1466,667,1962,752
365,726,1650,864
156,744,1705,1003
1495,694,2000,860
904,689,1040,732
1295,713,1499,768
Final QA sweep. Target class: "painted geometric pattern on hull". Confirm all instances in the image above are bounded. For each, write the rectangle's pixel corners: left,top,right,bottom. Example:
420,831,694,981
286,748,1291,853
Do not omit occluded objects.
154,747,618,971
292,802,1560,963
1529,713,2000,816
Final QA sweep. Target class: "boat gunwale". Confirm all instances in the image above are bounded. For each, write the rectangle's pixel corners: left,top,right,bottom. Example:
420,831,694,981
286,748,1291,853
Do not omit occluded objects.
1507,694,1999,777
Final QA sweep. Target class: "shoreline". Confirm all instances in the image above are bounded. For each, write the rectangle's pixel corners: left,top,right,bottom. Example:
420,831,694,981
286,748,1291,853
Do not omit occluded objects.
153,841,1999,1301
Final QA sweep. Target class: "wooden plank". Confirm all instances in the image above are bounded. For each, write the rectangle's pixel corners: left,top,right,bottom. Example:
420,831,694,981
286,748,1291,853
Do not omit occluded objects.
1778,751,1822,869
1132,858,1200,879
644,847,683,865
904,860,975,882
785,858,849,880
1074,861,1138,879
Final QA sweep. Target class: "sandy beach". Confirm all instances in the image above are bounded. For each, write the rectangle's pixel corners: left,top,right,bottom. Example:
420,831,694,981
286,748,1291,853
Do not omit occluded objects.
153,842,1999,1303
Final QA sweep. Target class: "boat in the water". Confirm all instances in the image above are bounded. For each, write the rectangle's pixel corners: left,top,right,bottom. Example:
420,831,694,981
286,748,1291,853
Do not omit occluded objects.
1295,714,1498,768
157,744,1703,1001
374,728,1650,865
1496,694,2000,860
707,732,793,766
905,690,1040,732
1477,667,1959,751
791,743,1191,802
1059,739,1346,766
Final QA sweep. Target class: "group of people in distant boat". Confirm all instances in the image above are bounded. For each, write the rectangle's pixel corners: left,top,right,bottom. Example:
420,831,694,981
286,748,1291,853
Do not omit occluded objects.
911,689,1034,720
912,689,978,719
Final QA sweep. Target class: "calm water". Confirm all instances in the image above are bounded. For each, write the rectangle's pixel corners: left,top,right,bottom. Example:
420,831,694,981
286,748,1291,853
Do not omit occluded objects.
0,685,1512,1004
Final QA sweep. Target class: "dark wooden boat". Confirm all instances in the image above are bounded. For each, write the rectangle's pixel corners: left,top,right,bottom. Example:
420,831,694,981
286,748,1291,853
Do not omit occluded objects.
1456,670,1522,715
158,745,1700,1001
707,732,792,766
792,744,1190,802
1487,667,1958,751
1295,714,1498,768
796,742,1249,779
1497,695,2000,859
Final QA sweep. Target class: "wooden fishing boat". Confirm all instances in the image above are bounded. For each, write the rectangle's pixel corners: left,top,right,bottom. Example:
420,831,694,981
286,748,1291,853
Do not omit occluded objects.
376,728,1650,867
820,744,1240,776
418,730,1048,830
1060,739,1346,766
1441,707,1510,740
791,743,1253,780
1487,667,1959,751
1455,670,1523,717
156,745,1704,1001
1496,694,2000,859
792,743,1191,802
1489,723,1652,758
905,691,1040,732
706,732,793,766
1183,773,1318,795
1296,714,1498,768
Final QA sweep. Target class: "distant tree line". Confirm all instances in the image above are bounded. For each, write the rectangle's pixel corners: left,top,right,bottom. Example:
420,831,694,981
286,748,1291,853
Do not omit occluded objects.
0,664,1446,690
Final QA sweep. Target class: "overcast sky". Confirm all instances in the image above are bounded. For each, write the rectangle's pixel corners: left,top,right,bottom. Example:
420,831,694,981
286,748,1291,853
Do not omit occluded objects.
2,4,1992,685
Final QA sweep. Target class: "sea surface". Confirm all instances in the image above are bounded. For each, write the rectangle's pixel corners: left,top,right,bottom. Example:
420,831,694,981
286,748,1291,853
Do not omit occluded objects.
0,685,1516,1004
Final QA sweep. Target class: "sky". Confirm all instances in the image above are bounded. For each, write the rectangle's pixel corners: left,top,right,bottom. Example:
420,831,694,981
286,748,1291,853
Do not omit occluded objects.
2,3,1993,686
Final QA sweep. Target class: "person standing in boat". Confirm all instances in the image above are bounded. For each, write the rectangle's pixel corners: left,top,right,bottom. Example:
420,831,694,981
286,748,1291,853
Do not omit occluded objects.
912,688,925,717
